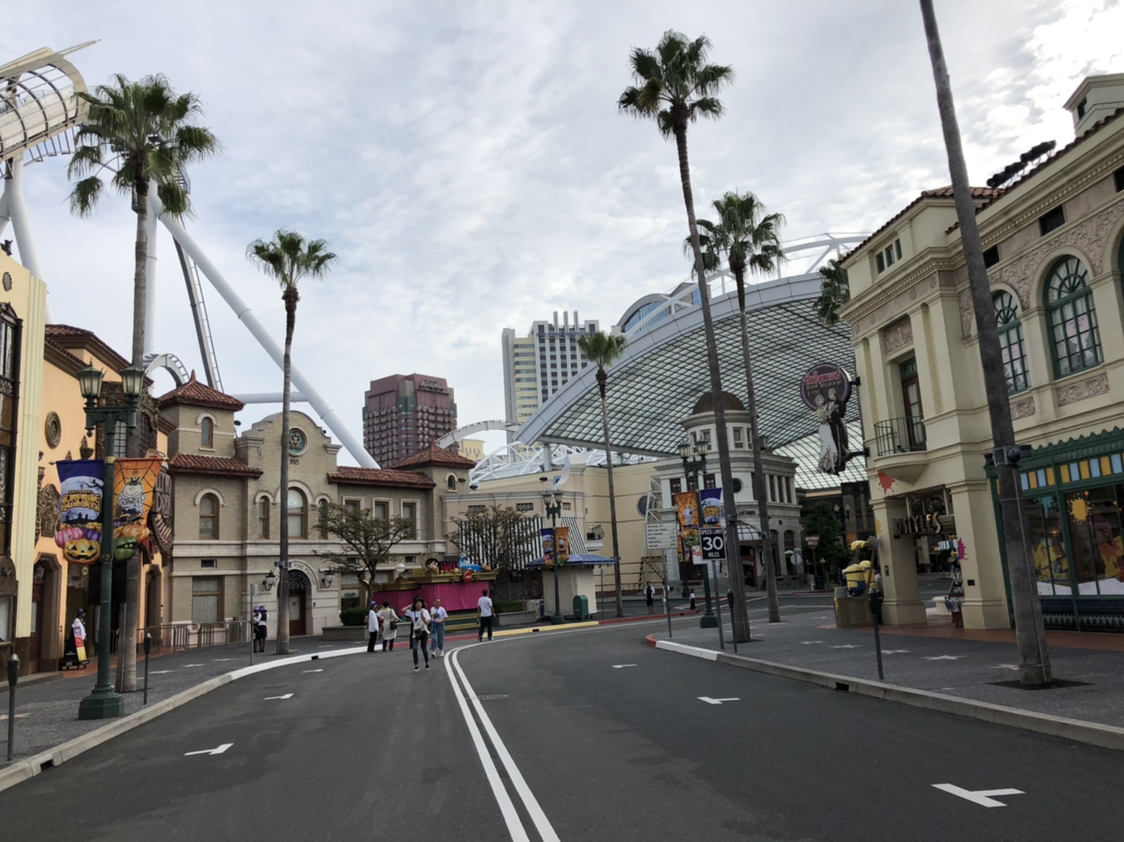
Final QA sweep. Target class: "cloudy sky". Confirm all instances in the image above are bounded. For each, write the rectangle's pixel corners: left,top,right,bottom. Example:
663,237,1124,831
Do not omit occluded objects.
5,0,1122,465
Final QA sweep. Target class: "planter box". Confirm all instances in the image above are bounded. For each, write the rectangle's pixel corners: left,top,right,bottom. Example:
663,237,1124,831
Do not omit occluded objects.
322,626,367,641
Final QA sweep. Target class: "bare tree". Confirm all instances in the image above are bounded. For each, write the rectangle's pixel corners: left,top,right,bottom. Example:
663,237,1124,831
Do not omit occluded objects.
317,503,416,595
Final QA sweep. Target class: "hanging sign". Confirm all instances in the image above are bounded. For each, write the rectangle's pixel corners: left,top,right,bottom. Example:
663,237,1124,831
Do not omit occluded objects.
113,458,163,560
55,460,104,565
800,363,854,475
699,488,723,527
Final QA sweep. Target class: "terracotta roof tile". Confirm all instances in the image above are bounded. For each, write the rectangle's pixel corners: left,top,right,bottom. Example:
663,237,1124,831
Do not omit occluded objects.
169,453,262,477
43,324,130,371
391,442,477,469
328,465,436,489
158,372,245,411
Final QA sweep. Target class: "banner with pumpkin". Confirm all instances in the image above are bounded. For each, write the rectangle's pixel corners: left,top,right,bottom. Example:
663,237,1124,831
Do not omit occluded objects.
56,460,104,564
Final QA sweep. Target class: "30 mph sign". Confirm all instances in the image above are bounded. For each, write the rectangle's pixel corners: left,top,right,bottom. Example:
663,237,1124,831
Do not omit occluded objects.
700,528,726,560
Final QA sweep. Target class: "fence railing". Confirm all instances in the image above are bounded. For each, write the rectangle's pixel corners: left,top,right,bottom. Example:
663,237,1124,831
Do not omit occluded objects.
873,415,927,456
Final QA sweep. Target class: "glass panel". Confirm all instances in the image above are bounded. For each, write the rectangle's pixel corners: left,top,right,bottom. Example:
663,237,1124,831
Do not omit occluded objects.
288,489,306,538
192,594,219,624
1064,489,1119,594
1027,495,1070,595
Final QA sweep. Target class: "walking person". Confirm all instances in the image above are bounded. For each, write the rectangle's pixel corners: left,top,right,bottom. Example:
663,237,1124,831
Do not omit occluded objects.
689,590,697,612
477,588,494,642
430,597,448,657
645,582,655,614
379,601,399,651
403,597,432,671
254,606,268,653
367,601,381,653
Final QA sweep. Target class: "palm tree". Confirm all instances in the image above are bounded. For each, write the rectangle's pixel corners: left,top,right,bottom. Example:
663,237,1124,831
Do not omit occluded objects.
619,31,751,643
577,330,628,617
68,73,218,692
919,0,1050,685
248,231,337,654
695,191,785,623
813,258,850,326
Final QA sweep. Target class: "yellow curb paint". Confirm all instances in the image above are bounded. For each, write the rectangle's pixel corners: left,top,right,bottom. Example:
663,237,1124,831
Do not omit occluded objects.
492,621,600,639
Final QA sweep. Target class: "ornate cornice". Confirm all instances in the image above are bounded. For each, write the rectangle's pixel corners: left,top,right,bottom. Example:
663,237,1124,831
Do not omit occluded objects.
1055,371,1109,407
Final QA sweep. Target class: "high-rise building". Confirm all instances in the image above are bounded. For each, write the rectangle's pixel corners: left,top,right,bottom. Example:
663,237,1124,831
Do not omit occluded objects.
363,374,457,467
502,311,600,427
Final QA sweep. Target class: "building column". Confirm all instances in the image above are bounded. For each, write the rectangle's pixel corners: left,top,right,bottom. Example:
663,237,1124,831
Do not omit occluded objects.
871,496,927,625
948,479,1011,629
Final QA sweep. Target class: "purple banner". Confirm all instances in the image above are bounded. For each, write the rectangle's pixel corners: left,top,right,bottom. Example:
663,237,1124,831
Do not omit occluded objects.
55,460,104,565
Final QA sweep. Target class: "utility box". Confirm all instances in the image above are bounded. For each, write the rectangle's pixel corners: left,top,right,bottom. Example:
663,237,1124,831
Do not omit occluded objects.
572,594,590,620
834,595,873,628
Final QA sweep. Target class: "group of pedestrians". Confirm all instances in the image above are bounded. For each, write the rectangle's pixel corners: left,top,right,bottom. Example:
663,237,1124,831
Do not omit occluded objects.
363,588,497,670
366,597,449,670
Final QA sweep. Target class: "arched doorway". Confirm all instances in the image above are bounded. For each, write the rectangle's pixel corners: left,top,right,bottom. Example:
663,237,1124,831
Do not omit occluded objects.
288,568,311,637
145,566,162,629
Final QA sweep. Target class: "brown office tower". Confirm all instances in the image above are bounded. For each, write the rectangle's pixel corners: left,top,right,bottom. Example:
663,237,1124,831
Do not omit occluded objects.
363,374,458,467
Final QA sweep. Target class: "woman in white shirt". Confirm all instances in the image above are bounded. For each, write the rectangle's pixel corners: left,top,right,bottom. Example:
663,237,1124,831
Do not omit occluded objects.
379,601,399,652
367,601,381,653
402,597,432,671
429,598,448,657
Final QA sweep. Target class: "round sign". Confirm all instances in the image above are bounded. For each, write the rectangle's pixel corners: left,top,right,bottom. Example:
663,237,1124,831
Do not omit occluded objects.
800,363,852,411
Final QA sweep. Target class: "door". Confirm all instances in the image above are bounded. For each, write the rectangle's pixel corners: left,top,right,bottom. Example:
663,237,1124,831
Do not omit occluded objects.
288,569,310,636
29,579,43,666
899,358,925,449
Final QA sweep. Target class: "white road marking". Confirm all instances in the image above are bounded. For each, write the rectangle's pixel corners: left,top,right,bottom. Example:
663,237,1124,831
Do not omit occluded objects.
448,646,559,842
184,743,233,756
698,696,740,705
831,644,858,649
924,655,964,661
882,650,911,655
0,713,29,720
933,783,1024,808
303,669,324,673
213,658,235,662
264,693,293,700
800,640,824,645
184,664,205,668
612,664,638,669
993,664,1020,670
149,670,174,674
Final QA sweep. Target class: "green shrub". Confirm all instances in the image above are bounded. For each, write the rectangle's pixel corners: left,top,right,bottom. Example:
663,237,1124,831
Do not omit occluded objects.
495,600,524,614
339,606,367,627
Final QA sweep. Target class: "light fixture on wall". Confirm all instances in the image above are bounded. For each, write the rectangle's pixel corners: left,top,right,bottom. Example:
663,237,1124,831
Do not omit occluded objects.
320,569,335,589
263,568,278,592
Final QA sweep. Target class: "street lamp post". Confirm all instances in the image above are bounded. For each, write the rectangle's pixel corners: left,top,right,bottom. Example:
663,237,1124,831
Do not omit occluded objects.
679,440,717,629
542,489,564,625
77,364,144,721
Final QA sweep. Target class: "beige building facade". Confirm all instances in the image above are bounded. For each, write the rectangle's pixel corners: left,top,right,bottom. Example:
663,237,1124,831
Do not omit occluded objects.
840,73,1124,631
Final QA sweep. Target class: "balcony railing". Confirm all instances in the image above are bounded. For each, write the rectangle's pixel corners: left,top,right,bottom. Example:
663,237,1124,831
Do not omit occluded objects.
873,416,927,457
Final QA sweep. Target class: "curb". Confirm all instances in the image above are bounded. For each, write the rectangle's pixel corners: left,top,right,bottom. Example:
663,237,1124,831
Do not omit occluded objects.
0,646,364,794
644,634,1124,752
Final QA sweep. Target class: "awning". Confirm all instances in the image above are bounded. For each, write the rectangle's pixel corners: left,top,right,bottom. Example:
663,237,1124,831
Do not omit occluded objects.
527,554,615,568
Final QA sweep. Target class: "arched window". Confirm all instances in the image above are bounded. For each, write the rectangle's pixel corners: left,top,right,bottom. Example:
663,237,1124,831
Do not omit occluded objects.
318,499,330,539
287,488,307,539
199,494,219,540
447,474,457,491
1045,256,1101,377
257,497,270,539
994,292,1029,394
200,417,214,449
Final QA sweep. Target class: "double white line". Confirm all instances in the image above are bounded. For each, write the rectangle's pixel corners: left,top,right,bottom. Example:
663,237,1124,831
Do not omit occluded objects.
446,645,559,842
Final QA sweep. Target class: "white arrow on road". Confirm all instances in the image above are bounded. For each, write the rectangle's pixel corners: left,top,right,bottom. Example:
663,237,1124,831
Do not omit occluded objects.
993,664,1020,671
185,743,233,756
882,649,912,655
612,664,638,669
831,644,858,649
800,640,824,645
698,696,740,705
303,669,324,673
933,783,1024,807
264,693,294,700
924,655,965,661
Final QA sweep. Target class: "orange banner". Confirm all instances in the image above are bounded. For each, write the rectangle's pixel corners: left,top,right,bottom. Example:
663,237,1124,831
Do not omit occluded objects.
113,458,162,560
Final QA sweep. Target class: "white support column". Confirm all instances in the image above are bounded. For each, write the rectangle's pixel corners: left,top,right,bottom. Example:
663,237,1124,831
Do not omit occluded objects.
145,193,159,358
157,206,378,469
4,158,52,322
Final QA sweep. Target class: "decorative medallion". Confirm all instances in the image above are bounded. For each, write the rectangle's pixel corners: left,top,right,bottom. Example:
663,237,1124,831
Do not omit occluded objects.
1,272,10,292
1056,372,1109,407
882,318,914,354
1068,495,1089,524
44,411,62,448
288,427,308,456
1010,397,1035,421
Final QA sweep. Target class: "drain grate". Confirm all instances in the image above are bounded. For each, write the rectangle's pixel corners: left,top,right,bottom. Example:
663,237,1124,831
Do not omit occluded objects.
474,694,509,701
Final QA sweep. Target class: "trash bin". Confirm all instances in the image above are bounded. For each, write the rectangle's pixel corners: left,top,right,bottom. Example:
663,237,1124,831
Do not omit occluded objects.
572,594,589,620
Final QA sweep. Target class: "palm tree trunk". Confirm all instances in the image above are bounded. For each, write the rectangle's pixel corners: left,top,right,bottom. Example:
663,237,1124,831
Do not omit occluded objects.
116,177,150,693
736,276,780,622
599,382,625,617
674,122,751,643
920,0,1050,685
276,287,298,655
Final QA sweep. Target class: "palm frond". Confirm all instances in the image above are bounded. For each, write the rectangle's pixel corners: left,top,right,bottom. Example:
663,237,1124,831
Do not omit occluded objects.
68,177,103,217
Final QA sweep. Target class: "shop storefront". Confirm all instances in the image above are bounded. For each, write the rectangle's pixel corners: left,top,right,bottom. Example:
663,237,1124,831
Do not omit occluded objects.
990,428,1124,631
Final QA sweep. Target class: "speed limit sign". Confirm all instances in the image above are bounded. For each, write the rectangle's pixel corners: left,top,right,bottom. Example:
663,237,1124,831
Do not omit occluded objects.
700,528,726,560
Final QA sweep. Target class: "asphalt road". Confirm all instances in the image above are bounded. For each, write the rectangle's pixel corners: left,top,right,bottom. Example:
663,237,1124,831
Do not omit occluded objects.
3,617,1121,841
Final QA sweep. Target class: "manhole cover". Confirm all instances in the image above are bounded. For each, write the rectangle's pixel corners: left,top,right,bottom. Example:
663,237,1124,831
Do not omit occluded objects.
474,694,509,701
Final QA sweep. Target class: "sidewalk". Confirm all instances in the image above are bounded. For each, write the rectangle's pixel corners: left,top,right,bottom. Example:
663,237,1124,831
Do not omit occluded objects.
649,606,1124,734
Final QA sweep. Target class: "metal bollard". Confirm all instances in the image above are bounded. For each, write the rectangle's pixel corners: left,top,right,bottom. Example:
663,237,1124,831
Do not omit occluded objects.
142,634,151,706
6,653,19,762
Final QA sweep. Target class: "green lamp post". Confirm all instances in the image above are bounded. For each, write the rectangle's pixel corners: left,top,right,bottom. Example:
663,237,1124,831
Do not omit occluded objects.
678,439,717,629
77,363,144,721
541,489,565,625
